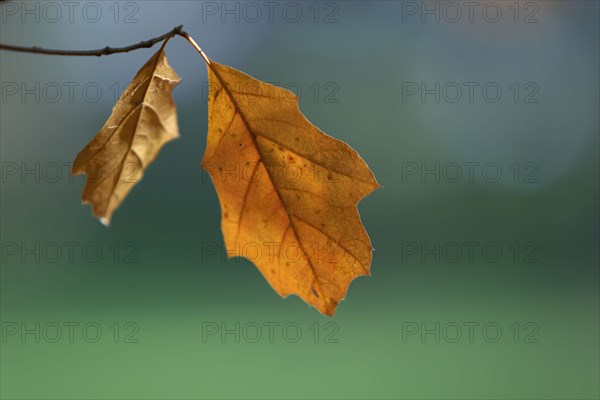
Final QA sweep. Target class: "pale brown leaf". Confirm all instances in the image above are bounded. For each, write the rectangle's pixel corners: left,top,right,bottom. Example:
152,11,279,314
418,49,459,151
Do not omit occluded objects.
72,42,181,225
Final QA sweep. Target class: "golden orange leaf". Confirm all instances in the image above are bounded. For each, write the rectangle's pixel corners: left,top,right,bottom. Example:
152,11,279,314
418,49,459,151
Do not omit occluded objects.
72,41,181,225
202,59,380,316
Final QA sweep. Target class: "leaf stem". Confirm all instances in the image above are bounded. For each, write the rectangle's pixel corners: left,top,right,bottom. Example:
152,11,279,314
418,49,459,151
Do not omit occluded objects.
0,25,183,57
178,31,211,65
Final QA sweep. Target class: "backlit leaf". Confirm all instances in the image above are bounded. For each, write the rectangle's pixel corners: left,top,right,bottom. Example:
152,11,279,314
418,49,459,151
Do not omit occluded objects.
202,60,379,316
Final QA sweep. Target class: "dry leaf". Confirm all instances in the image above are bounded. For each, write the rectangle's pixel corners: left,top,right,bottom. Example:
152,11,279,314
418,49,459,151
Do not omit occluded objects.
202,60,379,316
72,41,181,225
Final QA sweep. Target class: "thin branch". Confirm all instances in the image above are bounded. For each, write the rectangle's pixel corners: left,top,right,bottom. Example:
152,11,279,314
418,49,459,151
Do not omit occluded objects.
0,25,183,57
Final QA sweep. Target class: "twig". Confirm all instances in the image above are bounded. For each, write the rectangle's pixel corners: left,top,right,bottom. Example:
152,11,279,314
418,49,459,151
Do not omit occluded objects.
0,25,183,57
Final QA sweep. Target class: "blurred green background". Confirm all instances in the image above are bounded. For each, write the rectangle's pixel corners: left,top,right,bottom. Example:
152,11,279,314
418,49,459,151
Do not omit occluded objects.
1,1,598,399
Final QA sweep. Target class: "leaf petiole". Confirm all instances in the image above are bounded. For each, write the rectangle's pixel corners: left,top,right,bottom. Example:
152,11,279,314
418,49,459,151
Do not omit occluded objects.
177,31,211,65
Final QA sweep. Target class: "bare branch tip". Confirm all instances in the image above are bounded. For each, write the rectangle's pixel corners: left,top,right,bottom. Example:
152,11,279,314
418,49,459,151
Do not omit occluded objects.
0,25,186,57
